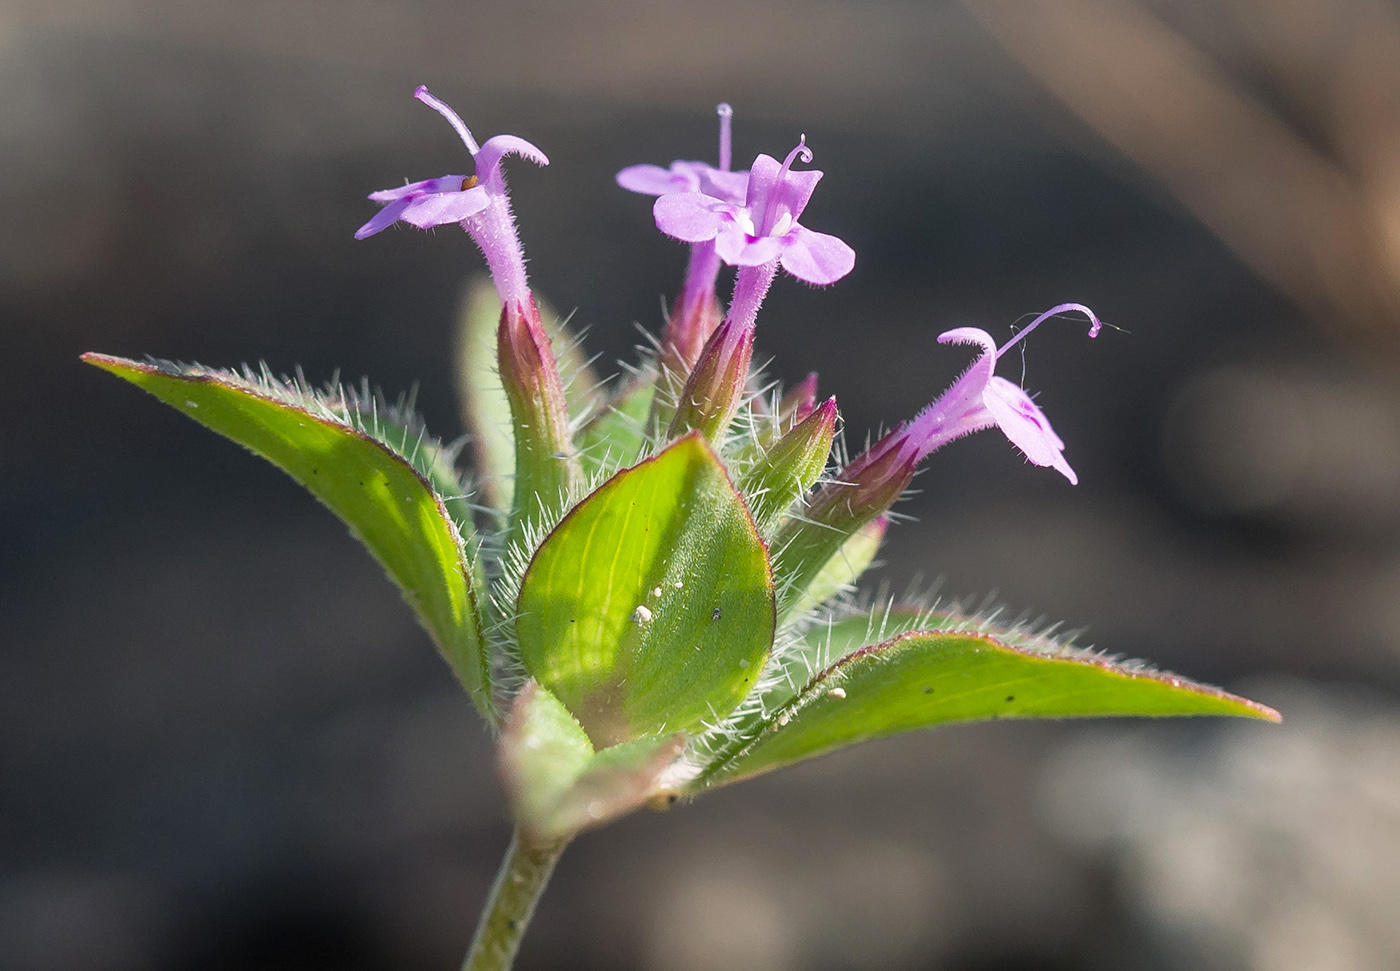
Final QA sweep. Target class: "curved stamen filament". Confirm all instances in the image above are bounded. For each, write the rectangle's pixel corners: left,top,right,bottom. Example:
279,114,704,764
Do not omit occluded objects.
996,302,1102,359
759,135,813,235
414,85,481,156
717,103,733,172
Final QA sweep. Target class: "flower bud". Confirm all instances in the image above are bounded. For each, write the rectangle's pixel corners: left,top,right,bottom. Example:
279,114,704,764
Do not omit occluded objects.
740,396,837,534
667,317,754,444
497,296,579,546
778,372,819,426
770,426,917,619
658,243,724,378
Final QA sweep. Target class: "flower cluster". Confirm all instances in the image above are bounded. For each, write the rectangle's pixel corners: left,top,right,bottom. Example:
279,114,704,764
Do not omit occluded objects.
90,85,1275,971
359,89,1098,531
76,79,1282,971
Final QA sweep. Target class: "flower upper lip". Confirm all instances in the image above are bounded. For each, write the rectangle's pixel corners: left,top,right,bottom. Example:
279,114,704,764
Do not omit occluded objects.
651,141,855,287
897,305,1103,484
616,161,749,205
354,88,548,242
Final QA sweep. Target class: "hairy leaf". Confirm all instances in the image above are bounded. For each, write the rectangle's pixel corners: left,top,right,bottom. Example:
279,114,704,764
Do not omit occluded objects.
697,628,1279,787
575,380,655,480
85,354,491,716
501,682,685,842
516,434,774,746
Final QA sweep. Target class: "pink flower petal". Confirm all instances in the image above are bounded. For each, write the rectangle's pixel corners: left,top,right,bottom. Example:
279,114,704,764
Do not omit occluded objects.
742,154,781,210
473,134,549,182
354,197,413,239
399,189,492,229
779,227,855,285
936,327,998,390
653,192,727,242
770,168,822,223
982,376,1076,483
617,164,697,195
696,168,749,205
743,153,820,229
713,229,783,266
368,175,467,202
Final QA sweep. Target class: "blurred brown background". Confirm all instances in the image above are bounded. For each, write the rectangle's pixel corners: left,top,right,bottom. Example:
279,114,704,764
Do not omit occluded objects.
5,1,1400,969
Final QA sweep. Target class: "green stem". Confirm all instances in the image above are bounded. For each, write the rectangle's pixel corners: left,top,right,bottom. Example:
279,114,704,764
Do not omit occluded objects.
461,829,568,971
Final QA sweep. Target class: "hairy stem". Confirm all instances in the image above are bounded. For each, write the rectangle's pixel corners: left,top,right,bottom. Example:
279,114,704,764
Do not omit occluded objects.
461,830,569,971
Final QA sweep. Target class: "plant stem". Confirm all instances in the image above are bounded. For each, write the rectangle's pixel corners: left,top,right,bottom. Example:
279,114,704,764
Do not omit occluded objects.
461,829,568,971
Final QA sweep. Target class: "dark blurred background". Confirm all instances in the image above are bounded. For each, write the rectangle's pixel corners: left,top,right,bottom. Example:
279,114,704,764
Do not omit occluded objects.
6,0,1400,968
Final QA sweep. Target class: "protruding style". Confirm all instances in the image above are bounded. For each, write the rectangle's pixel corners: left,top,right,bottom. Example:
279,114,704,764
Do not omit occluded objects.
617,104,751,376
357,86,548,314
358,87,576,543
773,304,1100,616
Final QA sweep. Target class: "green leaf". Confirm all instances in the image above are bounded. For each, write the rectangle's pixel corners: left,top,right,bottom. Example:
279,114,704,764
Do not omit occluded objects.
84,354,491,717
738,398,836,536
697,627,1279,787
501,682,685,842
500,682,595,834
575,380,656,480
783,516,887,617
515,434,775,746
454,279,516,516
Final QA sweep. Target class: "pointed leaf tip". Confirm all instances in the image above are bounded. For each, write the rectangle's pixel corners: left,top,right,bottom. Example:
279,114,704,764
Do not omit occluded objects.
741,395,837,535
698,626,1278,787
84,353,491,718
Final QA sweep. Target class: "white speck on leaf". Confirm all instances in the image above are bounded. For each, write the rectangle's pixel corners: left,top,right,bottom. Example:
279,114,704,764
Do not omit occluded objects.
827,688,847,699
632,605,653,624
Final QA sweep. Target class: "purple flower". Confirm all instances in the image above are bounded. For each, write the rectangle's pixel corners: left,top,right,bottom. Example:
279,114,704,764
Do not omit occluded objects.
897,303,1102,481
617,105,750,370
802,304,1101,538
651,134,854,446
356,86,547,310
652,137,855,288
616,161,749,205
616,102,748,205
894,303,1102,479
